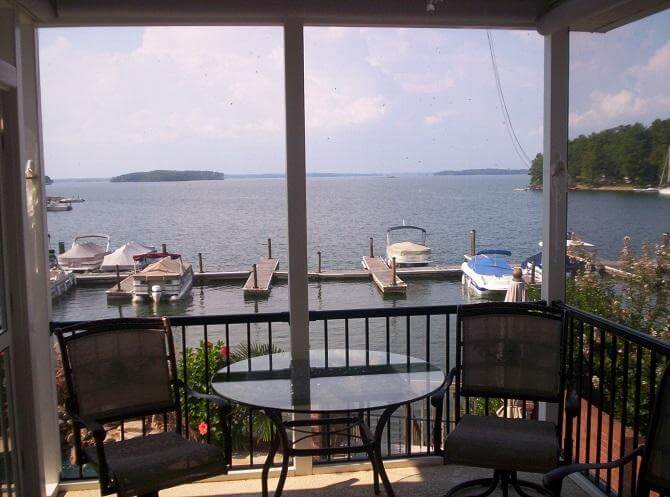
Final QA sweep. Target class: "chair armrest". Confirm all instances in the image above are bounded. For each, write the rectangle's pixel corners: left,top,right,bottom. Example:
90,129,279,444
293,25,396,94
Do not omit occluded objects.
65,400,111,486
430,367,457,408
543,446,644,489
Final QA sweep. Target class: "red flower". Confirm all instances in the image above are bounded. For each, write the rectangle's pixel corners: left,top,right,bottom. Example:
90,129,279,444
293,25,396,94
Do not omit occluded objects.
198,421,208,436
206,341,213,347
219,345,230,358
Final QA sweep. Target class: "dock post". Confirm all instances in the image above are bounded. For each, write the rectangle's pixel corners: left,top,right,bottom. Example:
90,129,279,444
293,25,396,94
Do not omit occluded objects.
198,253,204,273
662,233,669,250
161,243,167,253
58,241,65,254
317,251,322,273
268,238,272,259
392,257,397,285
369,237,374,257
253,264,258,289
116,265,121,291
469,230,476,256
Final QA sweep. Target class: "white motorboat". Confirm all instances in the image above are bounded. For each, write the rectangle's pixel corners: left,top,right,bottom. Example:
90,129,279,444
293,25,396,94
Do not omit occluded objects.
59,195,85,203
131,255,193,303
47,201,72,212
50,268,74,298
633,187,659,194
100,241,156,272
461,249,514,295
385,225,431,266
57,234,111,272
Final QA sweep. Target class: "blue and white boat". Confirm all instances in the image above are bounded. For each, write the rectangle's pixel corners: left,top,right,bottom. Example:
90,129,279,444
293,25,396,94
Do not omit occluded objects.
461,249,514,295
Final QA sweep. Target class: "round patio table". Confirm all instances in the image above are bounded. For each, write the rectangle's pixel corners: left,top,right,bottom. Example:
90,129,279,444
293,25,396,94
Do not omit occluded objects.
211,349,446,497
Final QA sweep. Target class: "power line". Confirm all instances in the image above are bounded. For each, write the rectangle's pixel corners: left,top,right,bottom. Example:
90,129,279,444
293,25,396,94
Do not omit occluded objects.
486,30,532,167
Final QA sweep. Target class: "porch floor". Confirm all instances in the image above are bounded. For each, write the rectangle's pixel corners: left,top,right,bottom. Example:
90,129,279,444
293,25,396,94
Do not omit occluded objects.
60,464,592,497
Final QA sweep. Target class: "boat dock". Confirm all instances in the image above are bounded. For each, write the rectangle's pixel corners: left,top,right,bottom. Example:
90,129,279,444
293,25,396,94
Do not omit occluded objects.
362,256,407,295
106,275,134,299
243,257,279,297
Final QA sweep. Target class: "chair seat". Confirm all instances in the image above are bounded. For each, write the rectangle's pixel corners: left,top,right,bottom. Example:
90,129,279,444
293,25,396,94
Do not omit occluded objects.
445,414,559,473
85,432,227,497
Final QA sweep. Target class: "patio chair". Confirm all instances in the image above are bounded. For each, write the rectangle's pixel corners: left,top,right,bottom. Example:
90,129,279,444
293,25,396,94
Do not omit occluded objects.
431,302,577,497
54,318,231,497
543,363,670,497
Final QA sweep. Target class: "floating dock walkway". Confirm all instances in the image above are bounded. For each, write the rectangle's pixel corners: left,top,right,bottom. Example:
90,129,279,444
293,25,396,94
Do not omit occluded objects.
243,257,279,297
362,256,407,295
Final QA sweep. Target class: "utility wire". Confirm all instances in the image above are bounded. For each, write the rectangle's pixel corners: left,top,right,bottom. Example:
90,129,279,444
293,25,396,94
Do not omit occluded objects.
486,30,532,167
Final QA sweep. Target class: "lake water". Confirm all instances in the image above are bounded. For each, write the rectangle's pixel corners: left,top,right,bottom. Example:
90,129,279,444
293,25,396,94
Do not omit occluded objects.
48,174,670,325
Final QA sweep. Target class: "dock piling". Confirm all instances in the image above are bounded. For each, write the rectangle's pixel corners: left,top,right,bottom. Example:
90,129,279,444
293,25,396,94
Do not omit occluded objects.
161,243,167,253
116,265,121,291
317,251,322,273
252,264,258,289
268,238,272,259
392,257,397,285
369,237,374,257
469,230,476,256
58,241,65,254
198,253,204,273
663,233,669,250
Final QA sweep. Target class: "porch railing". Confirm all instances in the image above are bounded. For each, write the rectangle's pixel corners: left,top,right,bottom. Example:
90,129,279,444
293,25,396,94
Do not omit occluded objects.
52,303,670,497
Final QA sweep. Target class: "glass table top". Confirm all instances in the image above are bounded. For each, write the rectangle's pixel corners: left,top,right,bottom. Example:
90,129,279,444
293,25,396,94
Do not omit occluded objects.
211,349,446,413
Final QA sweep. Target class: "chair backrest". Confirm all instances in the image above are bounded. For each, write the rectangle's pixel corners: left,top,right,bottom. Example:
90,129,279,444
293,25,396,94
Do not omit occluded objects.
641,364,670,494
55,318,178,423
458,303,564,402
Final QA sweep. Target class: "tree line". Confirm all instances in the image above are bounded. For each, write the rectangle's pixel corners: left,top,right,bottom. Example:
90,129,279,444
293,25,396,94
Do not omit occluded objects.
529,118,670,186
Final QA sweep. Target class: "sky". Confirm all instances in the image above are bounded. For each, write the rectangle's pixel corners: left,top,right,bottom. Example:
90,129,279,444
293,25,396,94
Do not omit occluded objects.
38,10,670,178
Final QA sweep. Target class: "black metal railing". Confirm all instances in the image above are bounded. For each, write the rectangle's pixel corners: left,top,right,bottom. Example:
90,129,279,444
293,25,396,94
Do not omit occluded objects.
52,305,459,480
52,302,670,497
560,303,670,497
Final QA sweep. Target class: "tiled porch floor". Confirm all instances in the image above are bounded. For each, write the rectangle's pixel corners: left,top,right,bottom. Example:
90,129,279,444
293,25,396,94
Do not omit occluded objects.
60,464,592,497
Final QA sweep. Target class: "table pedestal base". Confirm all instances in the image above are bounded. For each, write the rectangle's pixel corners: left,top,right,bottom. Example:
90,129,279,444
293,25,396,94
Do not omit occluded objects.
261,405,399,497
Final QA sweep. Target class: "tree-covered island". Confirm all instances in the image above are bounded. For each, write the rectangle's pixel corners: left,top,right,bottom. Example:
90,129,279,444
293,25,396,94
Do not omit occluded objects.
529,118,670,189
110,170,225,182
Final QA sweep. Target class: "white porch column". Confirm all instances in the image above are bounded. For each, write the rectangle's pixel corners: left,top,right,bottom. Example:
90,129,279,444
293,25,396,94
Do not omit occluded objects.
541,28,569,305
18,19,61,496
541,28,569,424
283,20,313,476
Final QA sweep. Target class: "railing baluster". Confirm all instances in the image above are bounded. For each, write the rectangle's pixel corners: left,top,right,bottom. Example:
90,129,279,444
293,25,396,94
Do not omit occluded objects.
585,324,595,464
181,324,189,439
324,319,328,367
246,322,252,370
595,327,606,482
617,340,629,495
630,345,643,497
225,323,231,378
365,318,370,366
606,335,617,494
446,313,451,435
204,324,211,443
575,320,585,466
268,322,273,370
406,315,411,368
386,316,390,363
345,318,350,367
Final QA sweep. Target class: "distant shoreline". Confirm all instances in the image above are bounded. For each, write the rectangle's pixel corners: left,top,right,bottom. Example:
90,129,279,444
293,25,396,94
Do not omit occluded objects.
528,183,654,192
435,168,528,176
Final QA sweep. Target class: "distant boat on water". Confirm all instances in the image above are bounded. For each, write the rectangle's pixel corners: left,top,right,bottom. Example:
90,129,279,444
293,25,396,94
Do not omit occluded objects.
659,145,670,196
47,201,72,212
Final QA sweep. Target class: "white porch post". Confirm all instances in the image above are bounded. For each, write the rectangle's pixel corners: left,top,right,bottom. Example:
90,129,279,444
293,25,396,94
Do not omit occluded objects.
541,29,569,305
541,28,569,423
283,20,313,476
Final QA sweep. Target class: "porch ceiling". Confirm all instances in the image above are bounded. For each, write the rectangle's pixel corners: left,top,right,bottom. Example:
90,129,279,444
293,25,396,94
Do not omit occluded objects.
10,0,670,33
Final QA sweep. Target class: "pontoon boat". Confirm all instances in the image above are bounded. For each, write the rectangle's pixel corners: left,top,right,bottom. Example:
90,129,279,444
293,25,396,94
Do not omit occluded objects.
131,255,193,303
385,225,431,266
100,241,156,272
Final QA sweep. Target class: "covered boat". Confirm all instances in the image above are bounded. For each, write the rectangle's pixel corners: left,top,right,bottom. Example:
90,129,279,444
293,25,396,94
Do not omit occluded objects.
100,241,156,272
385,225,431,266
57,234,110,272
131,255,193,303
461,249,514,295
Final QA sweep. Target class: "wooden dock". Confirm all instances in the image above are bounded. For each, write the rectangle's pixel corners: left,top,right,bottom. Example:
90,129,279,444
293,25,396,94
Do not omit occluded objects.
243,257,279,297
362,256,407,295
106,275,134,299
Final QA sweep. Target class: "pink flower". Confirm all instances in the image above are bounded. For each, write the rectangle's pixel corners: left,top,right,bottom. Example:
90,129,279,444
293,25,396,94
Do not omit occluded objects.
198,421,208,436
219,345,230,358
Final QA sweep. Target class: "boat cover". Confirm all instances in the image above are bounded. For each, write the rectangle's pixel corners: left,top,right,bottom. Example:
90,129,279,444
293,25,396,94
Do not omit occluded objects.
100,241,155,271
388,241,431,256
58,241,107,266
136,256,191,279
467,254,513,277
522,252,584,272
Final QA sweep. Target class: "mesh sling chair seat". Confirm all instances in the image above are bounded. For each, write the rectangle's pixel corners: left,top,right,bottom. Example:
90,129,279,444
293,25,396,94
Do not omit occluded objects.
54,318,231,497
431,302,578,497
543,364,670,497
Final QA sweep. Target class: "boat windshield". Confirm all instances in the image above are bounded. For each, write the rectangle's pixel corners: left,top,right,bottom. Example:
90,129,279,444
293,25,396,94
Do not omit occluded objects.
387,226,427,245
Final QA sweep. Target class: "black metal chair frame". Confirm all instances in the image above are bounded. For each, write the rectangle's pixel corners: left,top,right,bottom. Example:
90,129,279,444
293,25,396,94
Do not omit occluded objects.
543,363,670,497
431,302,579,497
54,317,232,497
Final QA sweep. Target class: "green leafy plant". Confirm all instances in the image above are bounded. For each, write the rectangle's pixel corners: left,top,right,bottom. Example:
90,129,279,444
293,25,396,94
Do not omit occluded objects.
177,340,282,451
